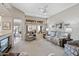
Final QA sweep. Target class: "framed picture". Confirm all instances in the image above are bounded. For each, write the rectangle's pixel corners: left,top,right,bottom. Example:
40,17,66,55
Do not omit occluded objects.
2,22,11,30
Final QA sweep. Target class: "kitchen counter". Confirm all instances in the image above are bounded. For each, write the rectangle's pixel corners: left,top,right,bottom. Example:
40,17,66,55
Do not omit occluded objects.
0,30,12,52
0,30,12,40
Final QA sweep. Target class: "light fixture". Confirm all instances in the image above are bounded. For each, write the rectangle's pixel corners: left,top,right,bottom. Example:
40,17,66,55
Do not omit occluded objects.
65,28,72,33
39,5,48,18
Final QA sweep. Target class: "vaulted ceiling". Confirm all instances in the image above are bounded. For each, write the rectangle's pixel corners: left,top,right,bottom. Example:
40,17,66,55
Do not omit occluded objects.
11,3,77,18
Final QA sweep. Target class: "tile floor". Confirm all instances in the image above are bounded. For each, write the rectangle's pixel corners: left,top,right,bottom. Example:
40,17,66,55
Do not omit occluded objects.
10,34,64,56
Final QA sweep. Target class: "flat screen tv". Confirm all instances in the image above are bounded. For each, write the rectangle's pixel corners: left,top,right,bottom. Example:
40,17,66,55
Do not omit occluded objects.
0,37,9,52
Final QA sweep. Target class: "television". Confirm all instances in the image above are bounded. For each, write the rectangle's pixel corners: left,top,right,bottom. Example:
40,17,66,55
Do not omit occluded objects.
0,37,9,52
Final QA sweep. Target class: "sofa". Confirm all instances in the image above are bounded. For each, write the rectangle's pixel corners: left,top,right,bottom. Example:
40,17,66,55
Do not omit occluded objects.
45,31,70,46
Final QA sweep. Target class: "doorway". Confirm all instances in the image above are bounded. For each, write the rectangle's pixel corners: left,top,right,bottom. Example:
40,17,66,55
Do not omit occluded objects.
13,18,22,44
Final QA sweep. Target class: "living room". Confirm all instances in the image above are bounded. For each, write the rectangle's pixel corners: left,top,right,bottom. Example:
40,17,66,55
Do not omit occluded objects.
0,3,79,56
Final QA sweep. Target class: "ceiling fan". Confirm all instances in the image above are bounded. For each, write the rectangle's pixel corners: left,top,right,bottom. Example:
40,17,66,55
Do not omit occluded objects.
39,5,48,16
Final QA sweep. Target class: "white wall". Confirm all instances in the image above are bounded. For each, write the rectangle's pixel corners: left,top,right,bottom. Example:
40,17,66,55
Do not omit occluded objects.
0,3,26,46
48,4,79,40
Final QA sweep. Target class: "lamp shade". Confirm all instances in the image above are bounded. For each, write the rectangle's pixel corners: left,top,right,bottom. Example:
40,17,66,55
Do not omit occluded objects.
65,28,72,33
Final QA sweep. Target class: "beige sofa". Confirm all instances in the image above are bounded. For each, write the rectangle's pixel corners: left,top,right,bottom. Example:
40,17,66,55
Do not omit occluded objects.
45,34,60,45
45,31,69,45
